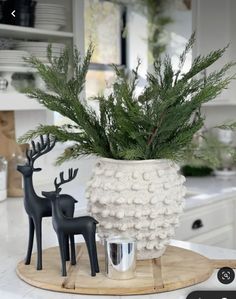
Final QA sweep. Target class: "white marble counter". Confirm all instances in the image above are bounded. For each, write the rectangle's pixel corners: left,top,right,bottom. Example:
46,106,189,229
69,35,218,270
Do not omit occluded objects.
185,175,236,210
1,197,236,299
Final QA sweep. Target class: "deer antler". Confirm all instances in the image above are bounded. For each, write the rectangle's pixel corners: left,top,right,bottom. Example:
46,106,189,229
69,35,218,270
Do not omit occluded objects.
26,134,56,167
54,168,78,194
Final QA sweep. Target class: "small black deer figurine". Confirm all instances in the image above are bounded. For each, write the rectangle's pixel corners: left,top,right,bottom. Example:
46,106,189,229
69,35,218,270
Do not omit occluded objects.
17,134,77,270
42,168,99,277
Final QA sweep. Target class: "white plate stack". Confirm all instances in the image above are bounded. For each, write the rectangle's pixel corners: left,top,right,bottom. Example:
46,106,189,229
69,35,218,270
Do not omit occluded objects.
0,50,30,66
15,42,65,63
35,3,66,31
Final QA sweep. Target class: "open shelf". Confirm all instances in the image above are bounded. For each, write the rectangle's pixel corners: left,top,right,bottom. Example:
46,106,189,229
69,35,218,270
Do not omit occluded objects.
0,66,37,73
202,99,236,107
0,24,73,40
0,92,46,110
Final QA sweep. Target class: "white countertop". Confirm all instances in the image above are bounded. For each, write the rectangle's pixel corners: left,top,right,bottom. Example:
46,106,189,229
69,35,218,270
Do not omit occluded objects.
1,196,236,299
185,175,236,210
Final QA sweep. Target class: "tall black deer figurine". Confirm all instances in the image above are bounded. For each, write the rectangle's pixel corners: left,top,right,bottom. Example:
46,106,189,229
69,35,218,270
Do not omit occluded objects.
42,168,99,277
17,134,77,270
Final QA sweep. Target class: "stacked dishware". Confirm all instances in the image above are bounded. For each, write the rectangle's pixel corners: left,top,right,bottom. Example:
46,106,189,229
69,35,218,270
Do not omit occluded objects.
0,50,32,92
0,38,14,50
35,3,66,31
0,0,36,27
14,42,65,63
0,50,30,66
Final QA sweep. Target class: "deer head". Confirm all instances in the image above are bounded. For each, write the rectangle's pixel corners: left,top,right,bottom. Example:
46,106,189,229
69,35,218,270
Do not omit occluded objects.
42,168,78,199
17,134,56,177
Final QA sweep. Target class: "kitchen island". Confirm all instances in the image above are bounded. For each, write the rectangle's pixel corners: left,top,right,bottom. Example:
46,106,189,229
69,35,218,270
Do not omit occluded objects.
1,193,236,299
185,175,236,210
176,175,236,249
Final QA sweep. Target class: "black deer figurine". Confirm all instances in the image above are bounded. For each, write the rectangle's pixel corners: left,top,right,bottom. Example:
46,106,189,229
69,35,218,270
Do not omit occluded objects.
17,134,77,270
42,168,99,277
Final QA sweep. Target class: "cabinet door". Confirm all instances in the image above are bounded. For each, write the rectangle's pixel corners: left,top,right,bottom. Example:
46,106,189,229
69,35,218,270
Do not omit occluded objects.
193,0,232,104
175,200,234,240
187,225,234,249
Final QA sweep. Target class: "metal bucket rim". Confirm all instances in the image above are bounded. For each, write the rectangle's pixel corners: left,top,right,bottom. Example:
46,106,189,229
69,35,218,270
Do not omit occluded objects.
105,236,136,244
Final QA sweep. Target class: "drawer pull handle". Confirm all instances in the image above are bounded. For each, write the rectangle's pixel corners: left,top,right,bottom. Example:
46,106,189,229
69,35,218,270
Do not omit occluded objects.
192,219,203,230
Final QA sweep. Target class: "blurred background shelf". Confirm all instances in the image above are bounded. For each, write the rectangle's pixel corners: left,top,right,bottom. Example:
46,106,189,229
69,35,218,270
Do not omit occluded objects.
0,24,73,40
0,66,37,72
202,99,236,107
0,92,46,110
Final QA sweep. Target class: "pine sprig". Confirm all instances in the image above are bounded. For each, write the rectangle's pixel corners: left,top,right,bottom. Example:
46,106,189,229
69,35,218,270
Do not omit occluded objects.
185,131,236,169
19,38,235,164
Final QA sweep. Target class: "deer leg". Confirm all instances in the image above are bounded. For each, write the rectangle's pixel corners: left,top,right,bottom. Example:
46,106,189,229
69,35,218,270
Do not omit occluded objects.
63,206,73,261
25,216,34,265
92,230,99,273
70,234,76,265
33,217,42,270
84,233,96,277
64,234,70,261
58,233,67,276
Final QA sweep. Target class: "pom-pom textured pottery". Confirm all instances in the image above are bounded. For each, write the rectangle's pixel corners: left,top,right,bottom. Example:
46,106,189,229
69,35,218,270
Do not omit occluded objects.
86,158,186,260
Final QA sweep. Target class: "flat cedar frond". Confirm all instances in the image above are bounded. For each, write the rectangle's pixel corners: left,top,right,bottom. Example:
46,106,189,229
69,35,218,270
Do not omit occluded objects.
56,144,94,165
19,124,85,143
163,55,174,89
119,145,146,160
216,122,236,130
19,37,235,163
186,131,236,169
175,32,195,83
182,46,229,81
179,32,195,68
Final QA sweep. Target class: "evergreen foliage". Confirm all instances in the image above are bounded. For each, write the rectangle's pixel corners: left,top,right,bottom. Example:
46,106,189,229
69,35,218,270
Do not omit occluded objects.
108,0,172,59
183,130,236,170
19,36,235,164
139,0,172,60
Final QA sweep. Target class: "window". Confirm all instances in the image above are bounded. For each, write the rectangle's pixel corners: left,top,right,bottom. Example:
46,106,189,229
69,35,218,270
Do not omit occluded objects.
84,0,126,98
54,1,127,126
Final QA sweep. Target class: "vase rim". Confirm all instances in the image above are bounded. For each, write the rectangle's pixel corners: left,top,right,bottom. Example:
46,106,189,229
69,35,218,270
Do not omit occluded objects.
97,157,173,165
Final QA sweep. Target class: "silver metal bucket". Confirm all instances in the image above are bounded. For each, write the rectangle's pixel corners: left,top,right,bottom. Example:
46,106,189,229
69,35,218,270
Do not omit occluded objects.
105,236,136,280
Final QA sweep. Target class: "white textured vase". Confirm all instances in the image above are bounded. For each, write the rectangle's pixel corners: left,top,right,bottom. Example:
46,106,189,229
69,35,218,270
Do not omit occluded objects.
86,158,186,260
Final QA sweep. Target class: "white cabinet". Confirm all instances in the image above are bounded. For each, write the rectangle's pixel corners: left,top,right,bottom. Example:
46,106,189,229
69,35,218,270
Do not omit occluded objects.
0,23,74,40
175,198,236,249
187,225,234,249
0,0,82,112
193,0,236,106
0,0,85,138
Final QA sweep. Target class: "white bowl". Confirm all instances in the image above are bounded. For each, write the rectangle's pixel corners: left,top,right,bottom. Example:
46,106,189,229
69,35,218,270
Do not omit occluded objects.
36,24,62,31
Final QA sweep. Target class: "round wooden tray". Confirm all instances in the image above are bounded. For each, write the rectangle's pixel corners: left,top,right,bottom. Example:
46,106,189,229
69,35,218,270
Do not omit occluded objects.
16,243,235,296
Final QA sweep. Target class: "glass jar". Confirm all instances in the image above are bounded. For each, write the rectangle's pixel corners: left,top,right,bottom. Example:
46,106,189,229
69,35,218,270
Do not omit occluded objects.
0,156,7,202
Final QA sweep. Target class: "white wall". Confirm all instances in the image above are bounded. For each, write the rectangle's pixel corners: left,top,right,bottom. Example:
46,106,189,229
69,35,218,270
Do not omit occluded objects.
193,0,236,127
126,6,148,92
15,110,51,138
126,7,148,73
166,0,236,130
166,3,192,73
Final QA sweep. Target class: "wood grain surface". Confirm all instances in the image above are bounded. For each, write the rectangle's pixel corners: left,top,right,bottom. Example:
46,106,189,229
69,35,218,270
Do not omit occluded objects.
0,111,28,197
15,242,225,295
